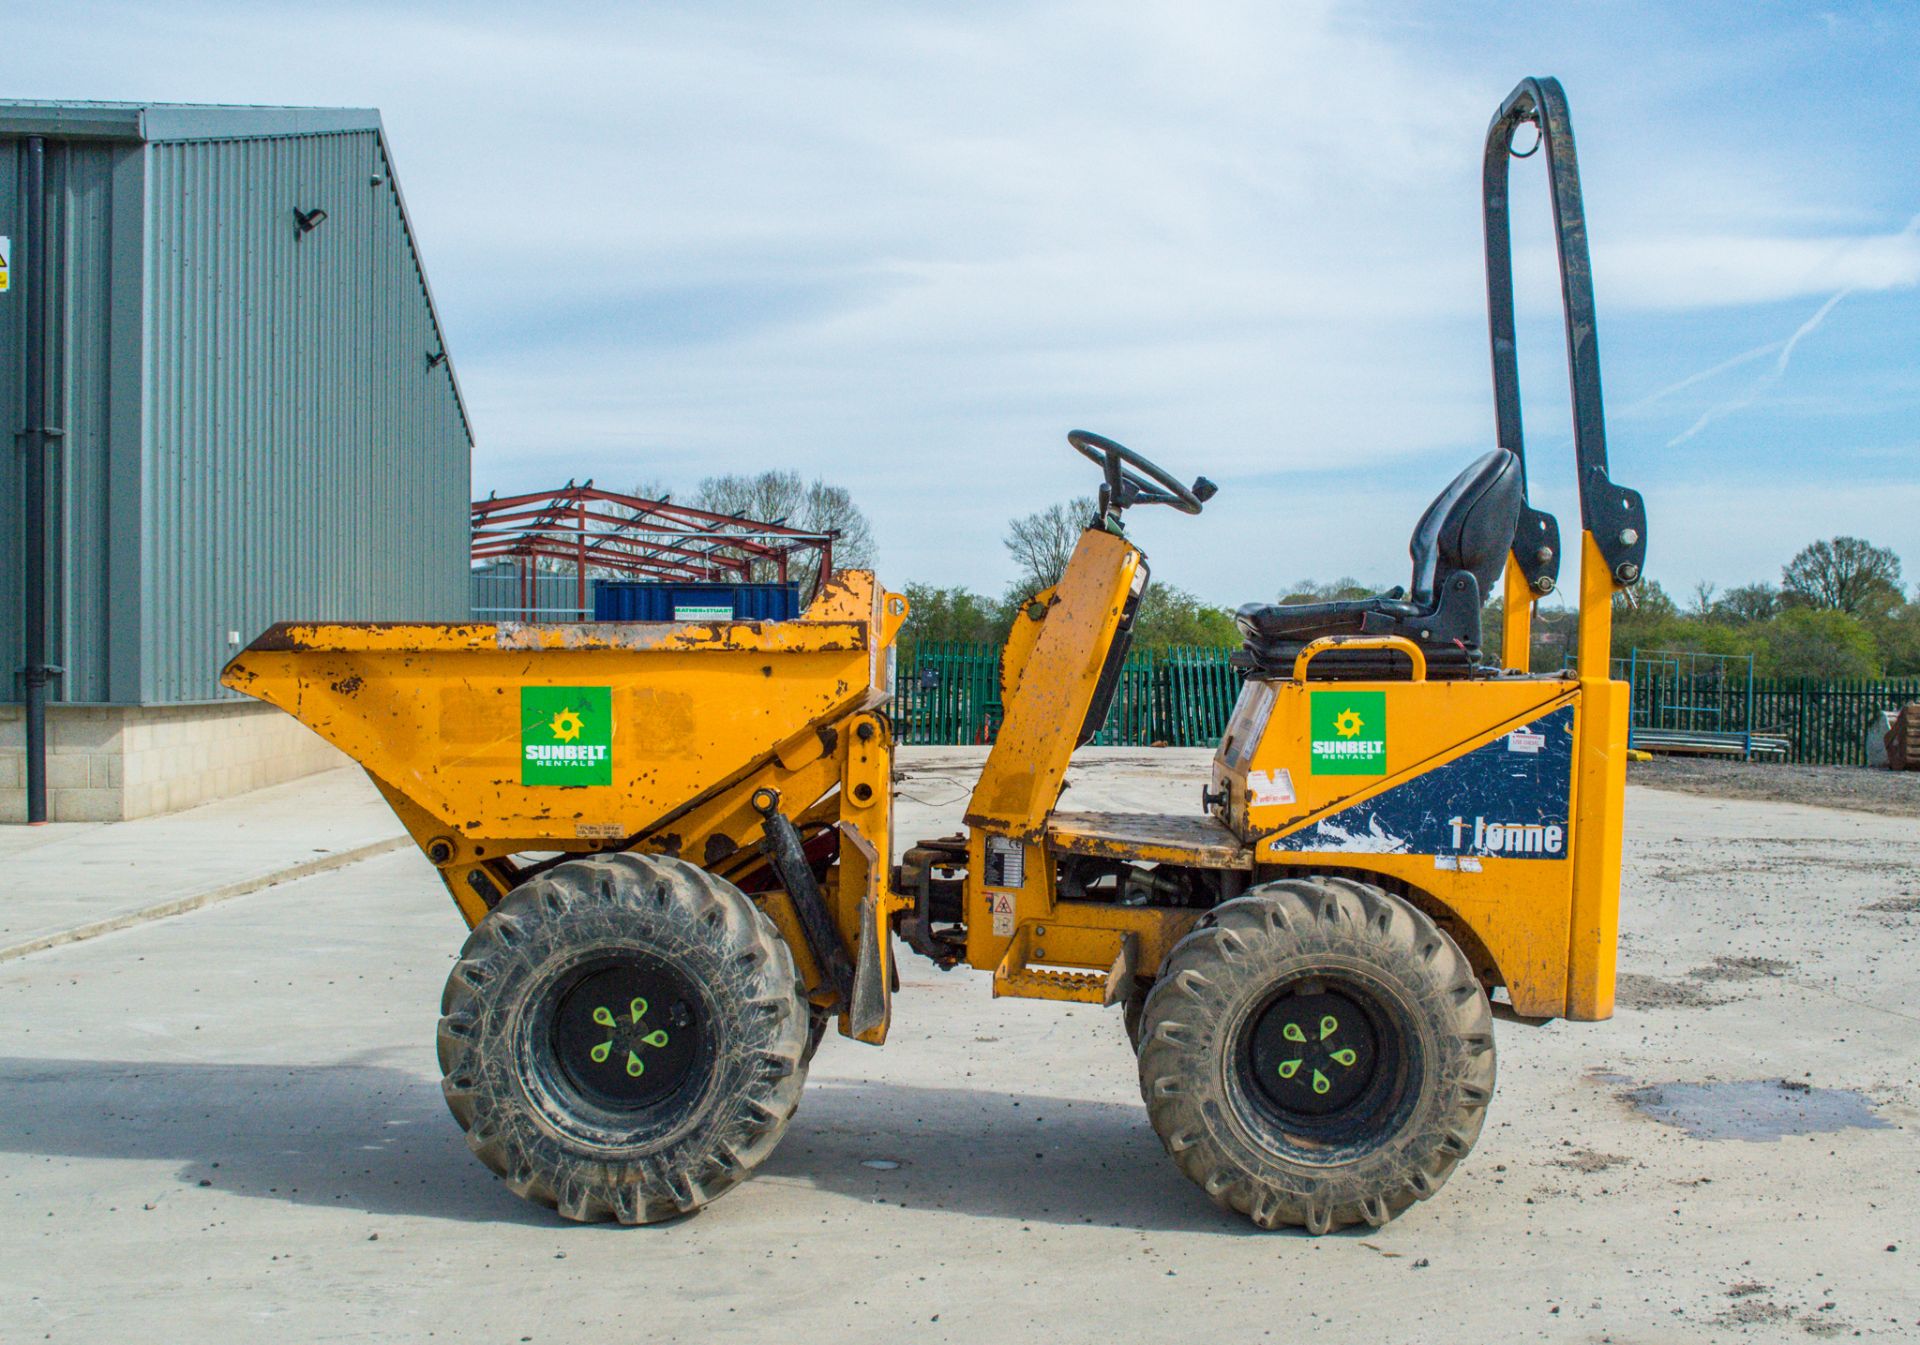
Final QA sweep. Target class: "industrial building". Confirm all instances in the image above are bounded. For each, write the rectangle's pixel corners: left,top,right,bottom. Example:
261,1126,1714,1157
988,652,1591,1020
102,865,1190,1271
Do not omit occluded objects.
1,101,472,821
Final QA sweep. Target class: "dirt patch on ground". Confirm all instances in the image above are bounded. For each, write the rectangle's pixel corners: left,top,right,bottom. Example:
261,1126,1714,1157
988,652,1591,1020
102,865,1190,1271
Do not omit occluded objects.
1712,1298,1795,1327
1614,957,1794,1010
1616,973,1729,1009
1691,955,1795,982
1631,757,1920,818
1864,896,1920,914
1552,1147,1630,1173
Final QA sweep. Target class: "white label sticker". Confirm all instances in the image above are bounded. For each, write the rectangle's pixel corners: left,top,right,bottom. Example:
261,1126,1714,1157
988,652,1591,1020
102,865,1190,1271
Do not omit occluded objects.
985,836,1024,887
1507,729,1545,754
989,891,1017,937
1246,768,1296,808
1435,854,1484,873
1459,856,1483,872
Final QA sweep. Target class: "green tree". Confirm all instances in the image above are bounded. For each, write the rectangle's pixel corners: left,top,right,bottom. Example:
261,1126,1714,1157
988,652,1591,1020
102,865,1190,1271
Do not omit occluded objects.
898,584,1009,646
1867,598,1920,677
1276,576,1380,604
1781,537,1904,617
1713,583,1779,624
1756,608,1881,679
1131,584,1239,649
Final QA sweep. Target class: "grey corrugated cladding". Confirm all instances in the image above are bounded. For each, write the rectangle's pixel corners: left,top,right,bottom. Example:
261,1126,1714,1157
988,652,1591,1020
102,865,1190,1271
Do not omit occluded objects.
1,101,472,705
471,564,592,620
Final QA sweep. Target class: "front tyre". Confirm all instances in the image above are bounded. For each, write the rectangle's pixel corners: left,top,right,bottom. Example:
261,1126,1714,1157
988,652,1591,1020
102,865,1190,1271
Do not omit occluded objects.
1137,878,1495,1233
438,853,809,1223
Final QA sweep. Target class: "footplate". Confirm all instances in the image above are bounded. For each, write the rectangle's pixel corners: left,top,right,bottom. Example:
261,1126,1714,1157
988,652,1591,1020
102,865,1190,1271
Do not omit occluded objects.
992,922,1120,1003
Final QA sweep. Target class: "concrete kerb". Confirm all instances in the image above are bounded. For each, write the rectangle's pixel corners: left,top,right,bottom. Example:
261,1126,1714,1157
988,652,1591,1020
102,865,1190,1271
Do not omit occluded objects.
0,834,411,963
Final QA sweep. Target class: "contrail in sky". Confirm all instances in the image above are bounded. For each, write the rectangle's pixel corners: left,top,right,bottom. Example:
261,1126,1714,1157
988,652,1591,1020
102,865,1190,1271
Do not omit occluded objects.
1664,212,1920,447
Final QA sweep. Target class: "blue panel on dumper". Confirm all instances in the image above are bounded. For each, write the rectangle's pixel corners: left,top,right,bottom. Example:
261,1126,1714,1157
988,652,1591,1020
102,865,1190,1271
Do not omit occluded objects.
592,581,803,623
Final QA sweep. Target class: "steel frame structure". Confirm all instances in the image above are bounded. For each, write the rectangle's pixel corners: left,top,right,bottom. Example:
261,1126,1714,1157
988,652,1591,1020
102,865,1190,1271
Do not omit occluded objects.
471,483,836,620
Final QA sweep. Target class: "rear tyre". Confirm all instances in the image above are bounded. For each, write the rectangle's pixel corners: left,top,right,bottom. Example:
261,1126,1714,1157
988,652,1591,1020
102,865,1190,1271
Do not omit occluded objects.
1137,878,1495,1233
438,853,809,1224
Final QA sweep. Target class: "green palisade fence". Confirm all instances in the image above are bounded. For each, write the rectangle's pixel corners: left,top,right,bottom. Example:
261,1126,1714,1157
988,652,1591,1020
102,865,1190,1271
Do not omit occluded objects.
1616,650,1920,766
892,642,1244,747
1746,678,1920,766
893,640,1919,766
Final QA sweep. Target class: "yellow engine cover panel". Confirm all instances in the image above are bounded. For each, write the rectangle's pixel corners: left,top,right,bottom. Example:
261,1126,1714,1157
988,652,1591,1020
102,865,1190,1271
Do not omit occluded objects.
1217,675,1590,1017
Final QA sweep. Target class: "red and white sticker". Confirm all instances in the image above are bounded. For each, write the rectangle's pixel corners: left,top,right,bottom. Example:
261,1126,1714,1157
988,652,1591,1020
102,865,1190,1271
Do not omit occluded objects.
1507,729,1545,754
989,891,1017,937
1246,768,1296,807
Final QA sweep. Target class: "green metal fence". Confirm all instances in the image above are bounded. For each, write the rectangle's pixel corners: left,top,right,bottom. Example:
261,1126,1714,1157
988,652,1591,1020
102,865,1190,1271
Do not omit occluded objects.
892,642,1243,746
1616,649,1919,766
894,639,1919,765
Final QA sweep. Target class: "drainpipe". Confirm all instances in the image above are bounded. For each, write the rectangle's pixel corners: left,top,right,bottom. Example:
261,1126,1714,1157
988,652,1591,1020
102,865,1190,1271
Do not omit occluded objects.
19,137,62,823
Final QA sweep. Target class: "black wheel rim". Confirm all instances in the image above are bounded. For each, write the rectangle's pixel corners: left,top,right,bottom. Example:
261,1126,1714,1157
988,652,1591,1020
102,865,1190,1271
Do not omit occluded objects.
549,958,702,1112
1236,976,1411,1145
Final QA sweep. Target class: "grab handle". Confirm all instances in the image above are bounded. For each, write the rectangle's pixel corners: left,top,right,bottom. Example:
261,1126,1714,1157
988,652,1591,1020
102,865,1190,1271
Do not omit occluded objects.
1291,636,1428,683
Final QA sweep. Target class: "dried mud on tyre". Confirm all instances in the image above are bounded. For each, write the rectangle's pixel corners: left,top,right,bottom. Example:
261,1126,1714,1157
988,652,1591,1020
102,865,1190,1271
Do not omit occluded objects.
437,853,809,1224
1136,877,1496,1233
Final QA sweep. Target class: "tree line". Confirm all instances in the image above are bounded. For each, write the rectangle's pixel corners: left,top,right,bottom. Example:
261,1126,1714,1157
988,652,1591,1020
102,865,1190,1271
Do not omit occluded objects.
907,496,1920,679
582,478,1917,678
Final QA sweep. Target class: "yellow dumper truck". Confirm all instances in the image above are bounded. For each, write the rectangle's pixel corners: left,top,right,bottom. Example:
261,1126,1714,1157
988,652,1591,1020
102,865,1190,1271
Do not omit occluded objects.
223,77,1642,1232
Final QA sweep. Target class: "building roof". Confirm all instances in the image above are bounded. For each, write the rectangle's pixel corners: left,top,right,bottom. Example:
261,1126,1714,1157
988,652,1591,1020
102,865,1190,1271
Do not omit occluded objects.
0,100,381,142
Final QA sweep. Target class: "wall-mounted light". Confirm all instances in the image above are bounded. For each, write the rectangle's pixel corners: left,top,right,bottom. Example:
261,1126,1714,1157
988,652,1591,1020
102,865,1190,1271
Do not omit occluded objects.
294,206,328,235
425,350,447,369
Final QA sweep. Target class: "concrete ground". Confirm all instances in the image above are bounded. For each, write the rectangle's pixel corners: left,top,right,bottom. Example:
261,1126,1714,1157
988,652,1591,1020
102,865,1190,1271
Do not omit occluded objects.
0,767,405,960
1,749,1915,1343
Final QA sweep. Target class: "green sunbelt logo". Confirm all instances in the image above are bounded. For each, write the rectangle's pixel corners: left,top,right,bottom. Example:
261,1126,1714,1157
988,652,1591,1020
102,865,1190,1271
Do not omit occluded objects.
521,686,613,786
1309,690,1386,775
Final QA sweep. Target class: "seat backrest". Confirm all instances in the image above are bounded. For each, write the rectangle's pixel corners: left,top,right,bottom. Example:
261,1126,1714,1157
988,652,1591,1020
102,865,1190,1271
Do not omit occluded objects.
1407,449,1523,605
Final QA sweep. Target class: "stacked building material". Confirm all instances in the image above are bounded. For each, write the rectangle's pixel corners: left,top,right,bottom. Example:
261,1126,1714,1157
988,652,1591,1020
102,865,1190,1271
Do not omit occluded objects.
1885,704,1920,771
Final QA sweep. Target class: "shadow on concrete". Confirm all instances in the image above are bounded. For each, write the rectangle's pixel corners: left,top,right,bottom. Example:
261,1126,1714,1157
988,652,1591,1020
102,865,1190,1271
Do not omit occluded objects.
0,1056,1281,1235
0,1054,546,1226
767,1076,1261,1236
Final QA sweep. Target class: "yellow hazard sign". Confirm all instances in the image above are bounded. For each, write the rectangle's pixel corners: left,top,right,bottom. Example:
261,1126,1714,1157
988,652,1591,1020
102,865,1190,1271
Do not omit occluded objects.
0,236,10,293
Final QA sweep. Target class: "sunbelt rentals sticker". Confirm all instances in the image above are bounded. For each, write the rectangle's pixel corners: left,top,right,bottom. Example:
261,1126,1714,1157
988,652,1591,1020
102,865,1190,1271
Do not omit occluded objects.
522,686,613,786
1310,690,1386,775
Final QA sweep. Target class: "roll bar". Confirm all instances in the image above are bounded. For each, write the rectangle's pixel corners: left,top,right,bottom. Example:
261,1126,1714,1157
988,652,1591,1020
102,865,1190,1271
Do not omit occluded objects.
1483,76,1647,594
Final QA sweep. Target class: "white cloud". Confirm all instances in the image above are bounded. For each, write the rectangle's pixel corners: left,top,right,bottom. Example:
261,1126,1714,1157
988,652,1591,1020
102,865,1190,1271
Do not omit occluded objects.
10,0,1917,601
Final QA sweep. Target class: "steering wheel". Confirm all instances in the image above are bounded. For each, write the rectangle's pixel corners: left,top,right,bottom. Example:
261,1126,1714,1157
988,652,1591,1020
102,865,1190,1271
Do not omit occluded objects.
1069,430,1216,517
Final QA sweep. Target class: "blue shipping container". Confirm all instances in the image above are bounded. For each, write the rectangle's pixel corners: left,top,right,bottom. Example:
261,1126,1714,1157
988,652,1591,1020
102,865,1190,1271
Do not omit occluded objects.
593,581,803,623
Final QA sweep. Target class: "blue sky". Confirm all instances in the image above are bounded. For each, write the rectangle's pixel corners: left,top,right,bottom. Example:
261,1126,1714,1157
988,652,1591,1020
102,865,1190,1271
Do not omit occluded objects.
17,1,1920,606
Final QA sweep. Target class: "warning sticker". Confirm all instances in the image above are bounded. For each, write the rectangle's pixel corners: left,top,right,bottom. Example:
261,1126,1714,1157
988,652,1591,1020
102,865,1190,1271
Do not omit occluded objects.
988,891,1017,937
0,237,10,293
1246,768,1296,808
1507,728,1546,754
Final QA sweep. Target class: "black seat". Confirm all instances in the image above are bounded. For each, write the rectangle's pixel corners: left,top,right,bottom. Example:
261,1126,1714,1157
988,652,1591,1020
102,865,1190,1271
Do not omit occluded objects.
1235,448,1524,680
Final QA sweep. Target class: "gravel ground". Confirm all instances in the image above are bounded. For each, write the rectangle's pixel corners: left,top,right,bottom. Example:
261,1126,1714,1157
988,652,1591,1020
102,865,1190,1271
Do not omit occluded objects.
1630,756,1920,818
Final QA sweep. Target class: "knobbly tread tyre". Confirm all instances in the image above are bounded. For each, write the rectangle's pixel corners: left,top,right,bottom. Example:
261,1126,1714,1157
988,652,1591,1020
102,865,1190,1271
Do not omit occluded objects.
437,852,809,1224
1136,878,1495,1233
